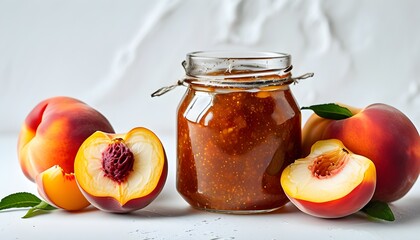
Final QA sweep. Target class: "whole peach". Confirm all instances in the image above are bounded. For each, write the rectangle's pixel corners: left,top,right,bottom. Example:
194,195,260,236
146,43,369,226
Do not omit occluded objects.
18,96,115,181
302,103,420,202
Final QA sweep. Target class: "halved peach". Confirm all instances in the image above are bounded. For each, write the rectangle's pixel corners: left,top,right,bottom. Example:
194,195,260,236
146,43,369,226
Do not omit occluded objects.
36,165,90,211
281,139,376,218
74,127,167,213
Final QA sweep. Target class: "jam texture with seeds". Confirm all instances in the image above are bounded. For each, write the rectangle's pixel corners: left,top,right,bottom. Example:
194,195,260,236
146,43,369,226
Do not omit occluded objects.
177,85,301,211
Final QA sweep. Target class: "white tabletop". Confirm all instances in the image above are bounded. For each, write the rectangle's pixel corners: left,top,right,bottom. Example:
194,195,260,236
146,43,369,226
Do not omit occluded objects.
1,133,419,240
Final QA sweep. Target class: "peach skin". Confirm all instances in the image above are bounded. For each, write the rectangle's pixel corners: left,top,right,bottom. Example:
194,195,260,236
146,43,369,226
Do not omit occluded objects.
281,139,376,218
17,96,115,181
36,165,90,211
74,127,168,213
302,103,420,202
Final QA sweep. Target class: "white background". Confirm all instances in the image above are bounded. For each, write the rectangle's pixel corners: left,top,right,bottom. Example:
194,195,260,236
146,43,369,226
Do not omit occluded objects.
0,0,419,134
1,0,419,239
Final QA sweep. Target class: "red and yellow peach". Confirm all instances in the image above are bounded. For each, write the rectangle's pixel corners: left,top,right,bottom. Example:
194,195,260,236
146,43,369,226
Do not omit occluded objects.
74,127,168,213
17,96,115,210
36,165,90,211
281,139,376,218
18,96,115,181
302,103,420,202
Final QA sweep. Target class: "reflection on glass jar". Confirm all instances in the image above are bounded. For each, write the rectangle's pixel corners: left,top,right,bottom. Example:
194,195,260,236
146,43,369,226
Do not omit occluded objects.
173,51,309,213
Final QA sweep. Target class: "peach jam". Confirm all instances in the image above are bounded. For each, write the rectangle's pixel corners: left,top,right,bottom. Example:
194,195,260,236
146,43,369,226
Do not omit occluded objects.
174,51,310,213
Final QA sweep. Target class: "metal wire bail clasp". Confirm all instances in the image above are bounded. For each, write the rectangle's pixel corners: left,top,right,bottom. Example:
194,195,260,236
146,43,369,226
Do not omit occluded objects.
151,79,184,97
151,72,314,97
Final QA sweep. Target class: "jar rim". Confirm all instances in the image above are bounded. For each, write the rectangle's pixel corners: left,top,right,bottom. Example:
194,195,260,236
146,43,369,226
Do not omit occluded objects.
187,51,291,60
183,51,292,80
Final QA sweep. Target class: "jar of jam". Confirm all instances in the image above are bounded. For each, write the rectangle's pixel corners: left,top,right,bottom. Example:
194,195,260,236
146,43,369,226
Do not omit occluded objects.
153,51,312,213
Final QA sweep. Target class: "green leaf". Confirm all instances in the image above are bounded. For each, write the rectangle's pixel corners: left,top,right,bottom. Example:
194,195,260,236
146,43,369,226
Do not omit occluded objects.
301,103,353,120
1,192,57,218
22,201,56,219
361,200,395,221
0,192,43,210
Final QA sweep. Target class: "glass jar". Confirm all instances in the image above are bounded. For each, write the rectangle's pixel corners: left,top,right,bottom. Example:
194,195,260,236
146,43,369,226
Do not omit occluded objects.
154,51,312,214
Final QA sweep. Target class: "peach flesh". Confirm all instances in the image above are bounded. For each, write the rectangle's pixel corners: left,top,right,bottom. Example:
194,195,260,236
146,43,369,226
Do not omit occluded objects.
310,148,349,179
281,139,376,218
290,176,376,218
36,165,90,211
81,159,168,213
74,128,168,213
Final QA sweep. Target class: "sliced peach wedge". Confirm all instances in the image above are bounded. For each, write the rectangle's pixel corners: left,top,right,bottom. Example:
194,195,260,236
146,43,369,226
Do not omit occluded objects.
74,127,167,213
281,139,376,218
36,165,90,211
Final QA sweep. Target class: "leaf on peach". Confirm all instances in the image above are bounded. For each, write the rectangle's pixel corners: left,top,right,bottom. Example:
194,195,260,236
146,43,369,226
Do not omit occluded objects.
361,200,395,221
301,103,353,120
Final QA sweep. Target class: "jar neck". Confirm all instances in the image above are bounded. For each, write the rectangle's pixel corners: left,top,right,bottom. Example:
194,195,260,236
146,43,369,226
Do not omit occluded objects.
183,72,293,92
182,51,294,90
151,51,314,97
184,51,291,78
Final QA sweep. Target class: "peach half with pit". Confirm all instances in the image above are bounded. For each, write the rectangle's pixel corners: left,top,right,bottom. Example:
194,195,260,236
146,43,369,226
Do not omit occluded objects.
281,139,376,218
74,127,168,213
